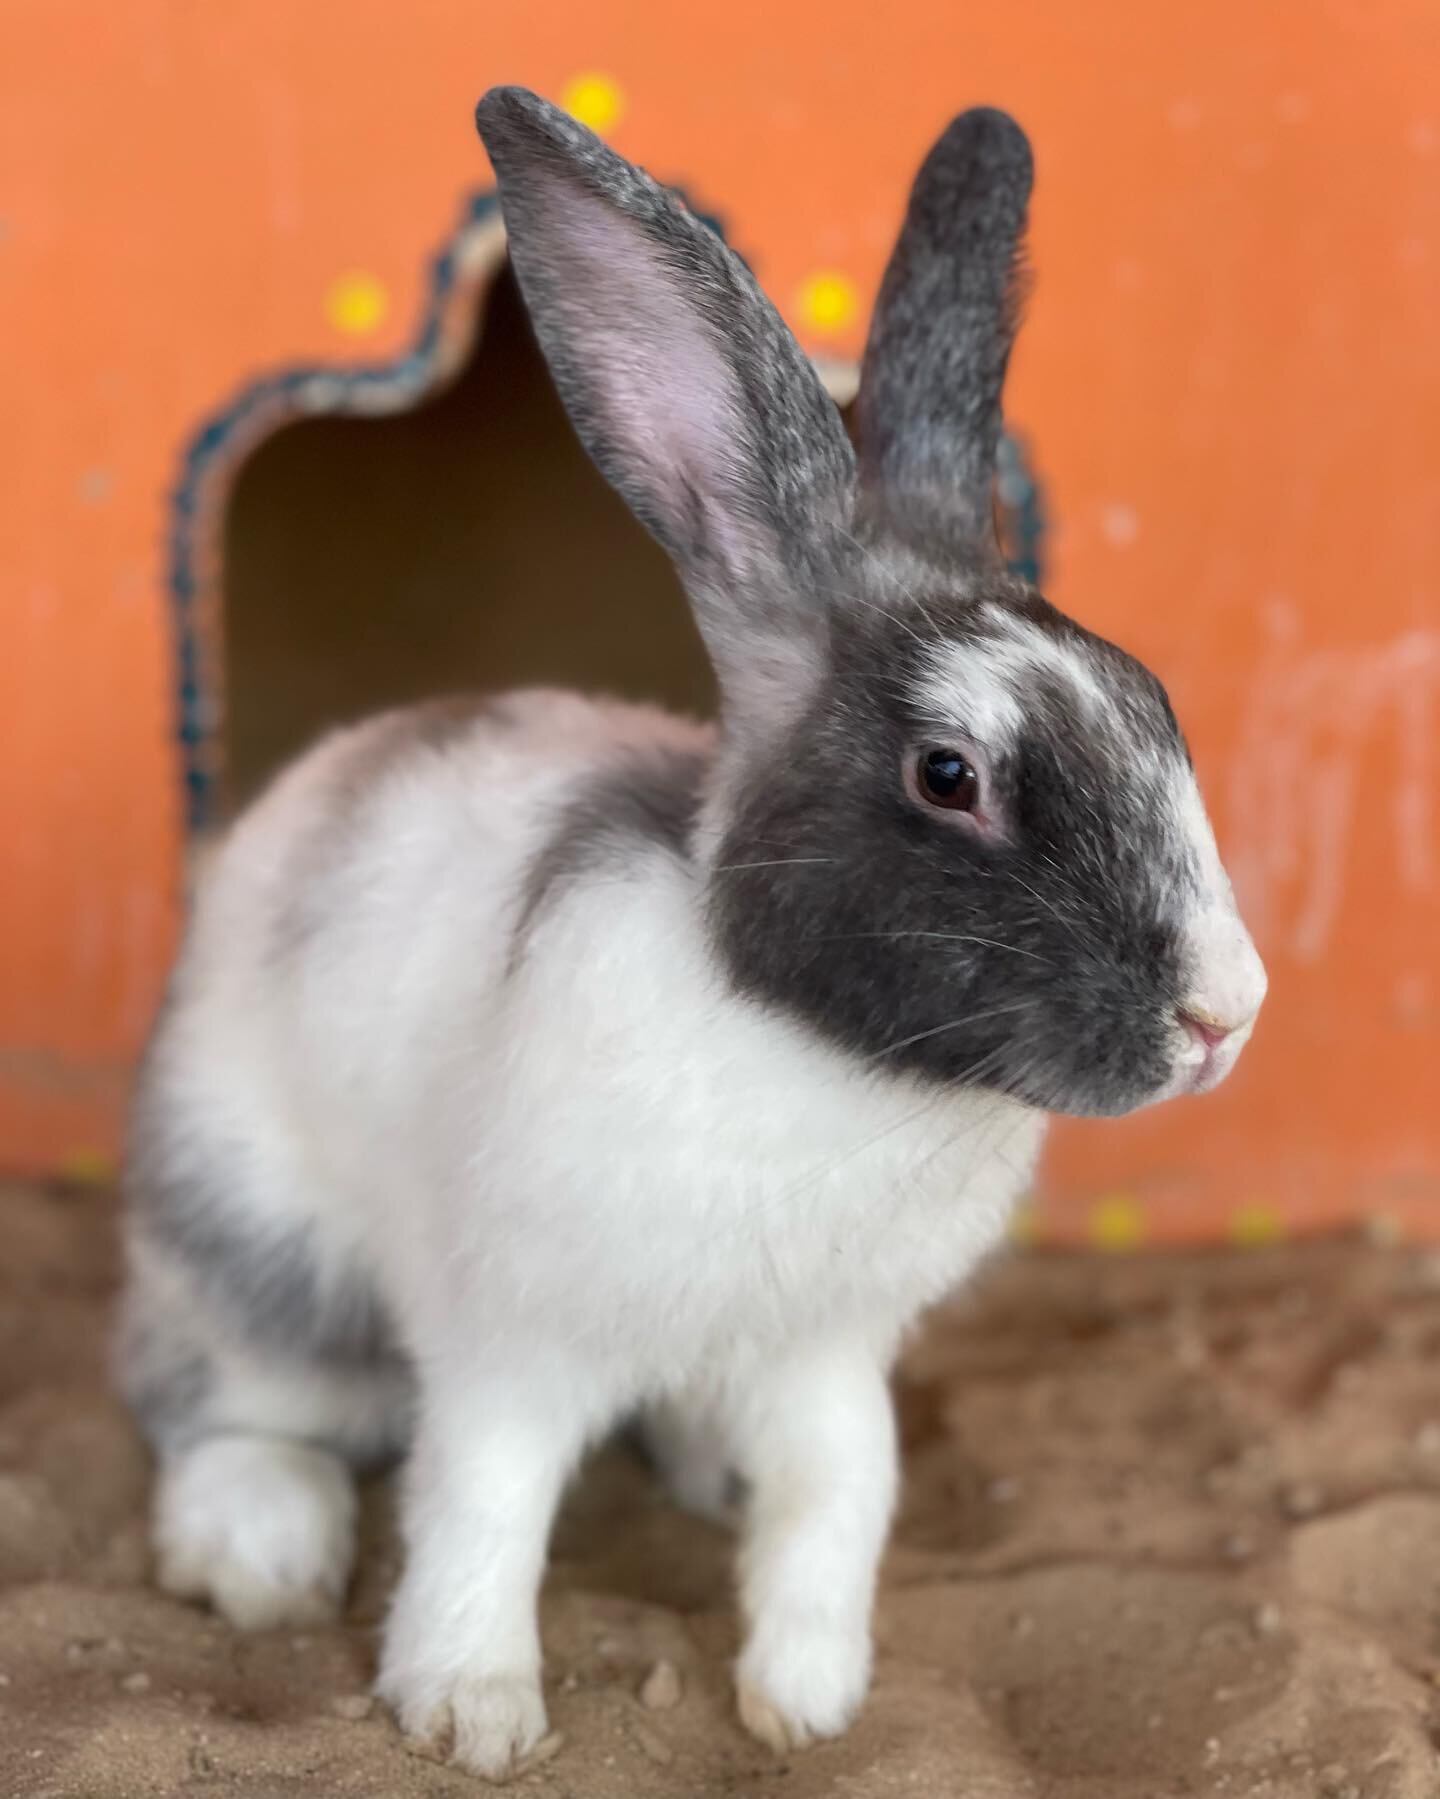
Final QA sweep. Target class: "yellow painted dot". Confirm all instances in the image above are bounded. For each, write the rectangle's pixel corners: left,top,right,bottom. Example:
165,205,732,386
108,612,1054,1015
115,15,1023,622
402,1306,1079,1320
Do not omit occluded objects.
1228,1204,1286,1248
562,72,626,135
1364,1211,1405,1247
798,271,859,335
325,271,390,337
61,1145,116,1186
1090,1193,1146,1253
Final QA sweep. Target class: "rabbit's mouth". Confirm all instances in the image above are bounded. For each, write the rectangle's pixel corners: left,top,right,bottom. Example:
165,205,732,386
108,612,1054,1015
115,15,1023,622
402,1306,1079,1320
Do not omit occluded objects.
1176,1011,1257,1098
1187,1047,1225,1093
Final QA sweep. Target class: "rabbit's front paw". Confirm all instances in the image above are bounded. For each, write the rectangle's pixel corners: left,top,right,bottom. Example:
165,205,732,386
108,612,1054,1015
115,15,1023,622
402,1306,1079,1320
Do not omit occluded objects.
379,1662,553,1782
735,1621,871,1753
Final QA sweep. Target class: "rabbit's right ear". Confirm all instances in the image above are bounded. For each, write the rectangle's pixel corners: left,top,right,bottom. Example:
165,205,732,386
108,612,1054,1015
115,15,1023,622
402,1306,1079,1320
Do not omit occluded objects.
857,109,1033,557
476,88,856,725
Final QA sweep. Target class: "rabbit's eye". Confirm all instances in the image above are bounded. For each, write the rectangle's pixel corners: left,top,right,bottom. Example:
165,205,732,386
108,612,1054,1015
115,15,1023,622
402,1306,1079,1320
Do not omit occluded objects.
916,749,980,812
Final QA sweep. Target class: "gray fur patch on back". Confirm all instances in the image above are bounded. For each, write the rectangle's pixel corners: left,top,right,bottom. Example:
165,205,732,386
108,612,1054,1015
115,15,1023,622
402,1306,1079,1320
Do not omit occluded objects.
509,745,708,969
269,693,505,964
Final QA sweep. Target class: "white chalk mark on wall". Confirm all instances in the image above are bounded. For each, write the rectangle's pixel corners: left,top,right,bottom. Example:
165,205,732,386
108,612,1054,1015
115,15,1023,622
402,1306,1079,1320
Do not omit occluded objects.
1227,613,1439,963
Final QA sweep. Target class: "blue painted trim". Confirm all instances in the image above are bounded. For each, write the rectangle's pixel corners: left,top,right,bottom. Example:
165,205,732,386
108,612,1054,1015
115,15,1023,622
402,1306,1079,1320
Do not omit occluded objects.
997,430,1046,588
165,185,1047,837
167,188,505,833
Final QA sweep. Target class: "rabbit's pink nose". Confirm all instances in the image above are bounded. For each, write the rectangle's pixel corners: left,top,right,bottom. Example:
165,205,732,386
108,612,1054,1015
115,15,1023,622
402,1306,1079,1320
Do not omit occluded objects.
1177,1008,1233,1050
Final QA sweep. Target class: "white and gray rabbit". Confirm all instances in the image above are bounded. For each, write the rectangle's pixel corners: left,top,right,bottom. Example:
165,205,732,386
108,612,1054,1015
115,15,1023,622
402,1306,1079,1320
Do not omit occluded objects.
118,87,1266,1779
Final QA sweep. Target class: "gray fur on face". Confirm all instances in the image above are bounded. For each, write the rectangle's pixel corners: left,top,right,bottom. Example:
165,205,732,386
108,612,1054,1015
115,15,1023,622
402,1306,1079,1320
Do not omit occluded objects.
856,108,1033,554
510,745,708,968
705,546,1200,1117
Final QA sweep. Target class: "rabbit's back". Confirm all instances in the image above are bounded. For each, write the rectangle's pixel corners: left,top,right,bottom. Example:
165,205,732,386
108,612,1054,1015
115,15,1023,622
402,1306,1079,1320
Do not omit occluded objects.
133,689,717,1311
200,689,710,987
181,688,706,1042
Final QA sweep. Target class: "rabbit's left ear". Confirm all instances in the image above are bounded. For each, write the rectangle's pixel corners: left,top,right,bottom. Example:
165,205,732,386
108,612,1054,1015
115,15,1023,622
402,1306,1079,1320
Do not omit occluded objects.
476,87,855,715
857,108,1033,557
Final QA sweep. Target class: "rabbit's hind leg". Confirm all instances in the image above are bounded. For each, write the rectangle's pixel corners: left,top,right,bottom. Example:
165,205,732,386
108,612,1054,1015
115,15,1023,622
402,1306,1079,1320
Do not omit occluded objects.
635,1391,742,1528
118,1187,410,1631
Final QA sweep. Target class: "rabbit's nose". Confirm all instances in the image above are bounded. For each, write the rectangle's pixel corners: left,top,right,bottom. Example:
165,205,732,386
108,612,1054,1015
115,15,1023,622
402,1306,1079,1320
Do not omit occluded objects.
1179,900,1267,1047
1176,1008,1235,1050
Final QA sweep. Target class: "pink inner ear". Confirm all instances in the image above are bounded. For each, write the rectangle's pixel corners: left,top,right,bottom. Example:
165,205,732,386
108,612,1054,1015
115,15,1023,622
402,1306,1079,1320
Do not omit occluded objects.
529,184,757,578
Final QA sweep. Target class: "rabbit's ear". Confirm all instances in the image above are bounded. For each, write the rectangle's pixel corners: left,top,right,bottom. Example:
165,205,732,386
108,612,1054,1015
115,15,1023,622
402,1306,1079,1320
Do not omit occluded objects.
476,87,855,717
856,108,1033,557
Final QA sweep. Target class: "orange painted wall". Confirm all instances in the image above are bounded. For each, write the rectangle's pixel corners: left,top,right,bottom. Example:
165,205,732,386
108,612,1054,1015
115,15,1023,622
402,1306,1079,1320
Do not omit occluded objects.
3,0,1437,1241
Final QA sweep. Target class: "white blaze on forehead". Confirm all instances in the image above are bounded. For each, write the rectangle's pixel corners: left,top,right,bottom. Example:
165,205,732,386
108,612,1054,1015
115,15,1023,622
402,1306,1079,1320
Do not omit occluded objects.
915,639,1025,746
914,606,1118,748
982,605,1118,719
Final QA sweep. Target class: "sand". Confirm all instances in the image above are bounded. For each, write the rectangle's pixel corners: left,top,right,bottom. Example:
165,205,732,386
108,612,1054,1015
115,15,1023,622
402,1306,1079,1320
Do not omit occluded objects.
3,1177,1440,1798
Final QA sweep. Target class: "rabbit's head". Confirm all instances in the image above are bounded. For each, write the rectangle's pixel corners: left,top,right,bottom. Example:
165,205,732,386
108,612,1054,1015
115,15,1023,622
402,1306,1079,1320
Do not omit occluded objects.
477,89,1265,1117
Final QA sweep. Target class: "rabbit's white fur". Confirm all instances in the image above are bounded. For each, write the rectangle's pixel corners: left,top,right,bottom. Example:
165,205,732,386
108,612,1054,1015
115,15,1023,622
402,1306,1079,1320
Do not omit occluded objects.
135,692,1042,1773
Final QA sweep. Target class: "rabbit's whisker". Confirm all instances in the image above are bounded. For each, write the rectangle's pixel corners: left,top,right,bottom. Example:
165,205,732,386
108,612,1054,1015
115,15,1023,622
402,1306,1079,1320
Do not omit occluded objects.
869,999,1035,1062
820,586,930,649
814,930,1055,965
998,868,1086,943
714,857,835,871
834,526,945,638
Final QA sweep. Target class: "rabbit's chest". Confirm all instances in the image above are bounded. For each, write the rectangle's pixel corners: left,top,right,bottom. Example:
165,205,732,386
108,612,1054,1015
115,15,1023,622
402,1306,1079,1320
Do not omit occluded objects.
473,994,1045,1369
395,879,1047,1369
651,1083,1042,1352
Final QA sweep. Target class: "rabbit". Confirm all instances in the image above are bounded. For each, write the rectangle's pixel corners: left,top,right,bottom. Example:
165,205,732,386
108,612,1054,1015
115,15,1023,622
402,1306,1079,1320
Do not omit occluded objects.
117,86,1267,1780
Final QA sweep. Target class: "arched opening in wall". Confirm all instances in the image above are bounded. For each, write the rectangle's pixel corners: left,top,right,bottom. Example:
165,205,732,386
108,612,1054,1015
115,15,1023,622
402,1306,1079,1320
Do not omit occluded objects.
220,259,713,812
188,199,1040,827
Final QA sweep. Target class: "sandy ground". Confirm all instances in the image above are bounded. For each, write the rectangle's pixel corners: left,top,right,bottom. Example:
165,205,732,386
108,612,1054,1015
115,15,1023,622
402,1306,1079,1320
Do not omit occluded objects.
4,1180,1440,1798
